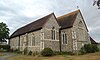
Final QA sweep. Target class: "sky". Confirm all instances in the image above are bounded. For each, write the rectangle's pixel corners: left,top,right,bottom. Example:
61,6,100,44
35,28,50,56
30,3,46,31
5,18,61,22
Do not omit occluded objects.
0,0,100,42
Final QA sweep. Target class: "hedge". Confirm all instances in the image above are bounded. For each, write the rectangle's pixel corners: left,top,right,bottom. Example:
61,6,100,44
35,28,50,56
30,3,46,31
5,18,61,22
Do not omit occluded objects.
41,48,53,56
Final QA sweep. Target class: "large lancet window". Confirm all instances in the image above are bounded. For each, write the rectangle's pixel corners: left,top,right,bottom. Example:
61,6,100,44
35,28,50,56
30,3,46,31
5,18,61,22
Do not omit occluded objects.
62,32,67,44
31,33,35,46
78,21,85,41
51,27,56,40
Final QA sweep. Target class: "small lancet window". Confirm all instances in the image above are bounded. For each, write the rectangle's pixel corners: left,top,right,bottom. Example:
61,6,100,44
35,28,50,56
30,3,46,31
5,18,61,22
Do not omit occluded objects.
51,27,56,40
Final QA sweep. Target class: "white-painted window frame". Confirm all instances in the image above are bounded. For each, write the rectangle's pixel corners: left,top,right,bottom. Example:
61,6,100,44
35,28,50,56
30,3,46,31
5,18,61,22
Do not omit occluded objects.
61,32,68,45
52,28,57,40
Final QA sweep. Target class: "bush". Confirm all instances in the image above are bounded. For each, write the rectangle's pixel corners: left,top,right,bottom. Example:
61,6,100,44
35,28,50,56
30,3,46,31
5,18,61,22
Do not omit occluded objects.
32,51,39,56
23,48,28,55
92,44,99,52
79,47,86,55
80,44,99,54
41,48,53,56
28,51,32,55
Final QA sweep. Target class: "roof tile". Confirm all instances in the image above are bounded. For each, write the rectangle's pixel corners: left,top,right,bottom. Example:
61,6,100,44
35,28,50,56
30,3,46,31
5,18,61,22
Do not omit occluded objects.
10,13,53,38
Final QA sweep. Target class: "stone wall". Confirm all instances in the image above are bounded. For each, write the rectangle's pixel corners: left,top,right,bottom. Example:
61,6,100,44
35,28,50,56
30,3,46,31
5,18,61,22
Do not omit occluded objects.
43,40,60,51
10,36,19,50
60,28,73,52
42,15,60,51
10,30,41,52
10,14,60,52
19,34,27,51
9,12,91,53
27,30,41,52
72,12,91,51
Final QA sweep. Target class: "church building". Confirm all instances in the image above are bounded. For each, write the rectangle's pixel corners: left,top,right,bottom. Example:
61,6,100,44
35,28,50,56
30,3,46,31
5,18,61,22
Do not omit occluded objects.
9,10,91,53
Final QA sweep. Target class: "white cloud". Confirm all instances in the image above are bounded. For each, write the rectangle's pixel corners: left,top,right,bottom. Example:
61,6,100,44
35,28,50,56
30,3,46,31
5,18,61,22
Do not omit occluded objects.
78,0,100,42
0,0,100,42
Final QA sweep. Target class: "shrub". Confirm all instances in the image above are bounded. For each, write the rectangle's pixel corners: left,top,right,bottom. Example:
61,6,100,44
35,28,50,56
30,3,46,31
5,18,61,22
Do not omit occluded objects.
92,44,99,52
28,51,32,55
80,44,99,54
32,51,39,56
79,47,86,55
84,44,99,53
23,48,28,55
41,48,53,56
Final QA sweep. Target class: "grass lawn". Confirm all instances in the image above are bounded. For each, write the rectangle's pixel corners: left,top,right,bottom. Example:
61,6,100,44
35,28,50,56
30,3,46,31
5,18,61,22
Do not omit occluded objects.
8,52,100,60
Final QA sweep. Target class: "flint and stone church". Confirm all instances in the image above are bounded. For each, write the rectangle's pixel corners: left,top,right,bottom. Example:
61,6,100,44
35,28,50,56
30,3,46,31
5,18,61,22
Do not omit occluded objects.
9,10,91,53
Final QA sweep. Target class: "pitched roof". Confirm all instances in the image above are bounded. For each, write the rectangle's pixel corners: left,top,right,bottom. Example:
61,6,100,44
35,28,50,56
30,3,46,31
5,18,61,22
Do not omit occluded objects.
10,9,87,38
57,10,79,29
10,13,53,38
90,37,97,44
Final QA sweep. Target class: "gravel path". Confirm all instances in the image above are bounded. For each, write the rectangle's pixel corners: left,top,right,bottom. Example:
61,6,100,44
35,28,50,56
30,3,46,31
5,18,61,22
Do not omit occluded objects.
0,52,16,60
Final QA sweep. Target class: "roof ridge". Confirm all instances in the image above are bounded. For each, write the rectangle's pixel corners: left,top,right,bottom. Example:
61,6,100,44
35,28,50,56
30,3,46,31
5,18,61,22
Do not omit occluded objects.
18,13,54,30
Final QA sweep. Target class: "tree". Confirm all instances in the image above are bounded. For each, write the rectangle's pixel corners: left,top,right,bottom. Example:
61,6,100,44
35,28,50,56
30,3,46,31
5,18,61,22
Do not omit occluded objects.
93,0,100,9
0,22,9,43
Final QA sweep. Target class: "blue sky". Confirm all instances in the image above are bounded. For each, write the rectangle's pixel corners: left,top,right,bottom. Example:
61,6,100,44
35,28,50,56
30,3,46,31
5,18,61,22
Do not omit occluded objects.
0,0,100,42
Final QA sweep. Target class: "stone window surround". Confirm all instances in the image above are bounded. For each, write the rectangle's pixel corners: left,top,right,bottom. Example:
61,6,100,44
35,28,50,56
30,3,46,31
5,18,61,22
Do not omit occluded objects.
73,39,77,50
20,36,24,46
72,31,76,39
42,28,59,41
40,32,44,40
78,21,84,30
52,27,56,40
40,30,44,50
78,28,85,41
61,31,68,45
40,42,44,50
31,36,35,46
